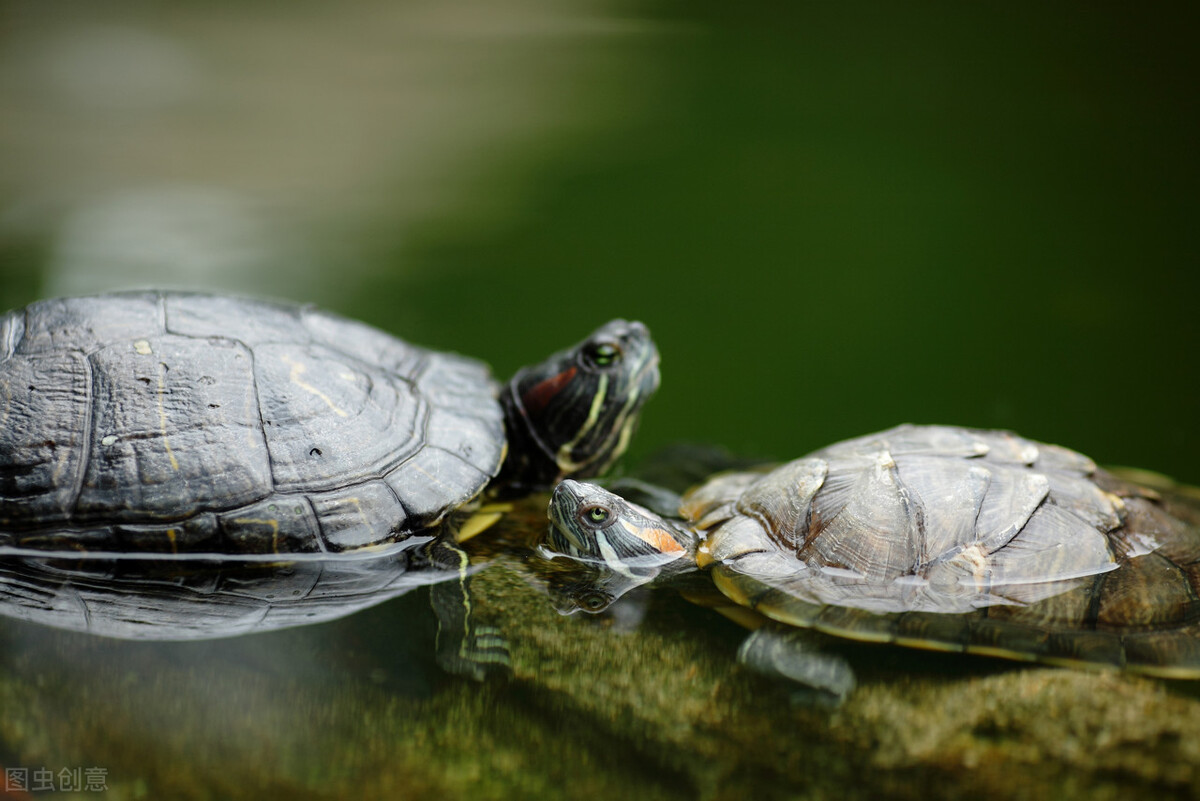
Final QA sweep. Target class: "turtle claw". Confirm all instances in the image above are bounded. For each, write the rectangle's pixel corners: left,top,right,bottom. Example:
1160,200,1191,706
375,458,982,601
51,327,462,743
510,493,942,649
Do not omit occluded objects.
471,625,509,651
437,624,512,681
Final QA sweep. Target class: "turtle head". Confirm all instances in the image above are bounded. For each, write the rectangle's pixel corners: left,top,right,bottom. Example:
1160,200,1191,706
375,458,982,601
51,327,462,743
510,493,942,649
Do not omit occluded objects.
496,320,659,495
539,479,695,613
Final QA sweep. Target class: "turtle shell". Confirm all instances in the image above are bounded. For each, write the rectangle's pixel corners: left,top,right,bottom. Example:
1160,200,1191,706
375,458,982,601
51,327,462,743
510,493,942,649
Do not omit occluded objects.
687,425,1200,677
0,291,506,558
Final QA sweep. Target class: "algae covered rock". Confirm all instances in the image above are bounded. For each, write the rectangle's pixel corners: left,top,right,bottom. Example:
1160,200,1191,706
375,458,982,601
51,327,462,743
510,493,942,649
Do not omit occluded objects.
0,496,1197,800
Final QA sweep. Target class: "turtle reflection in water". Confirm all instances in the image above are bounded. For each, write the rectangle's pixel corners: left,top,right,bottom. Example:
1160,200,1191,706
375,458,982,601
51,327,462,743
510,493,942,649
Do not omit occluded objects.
0,292,659,678
542,425,1200,703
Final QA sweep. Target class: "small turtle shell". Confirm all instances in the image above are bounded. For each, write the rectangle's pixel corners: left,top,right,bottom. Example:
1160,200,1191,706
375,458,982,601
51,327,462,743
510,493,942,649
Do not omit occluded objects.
690,425,1200,677
0,291,506,558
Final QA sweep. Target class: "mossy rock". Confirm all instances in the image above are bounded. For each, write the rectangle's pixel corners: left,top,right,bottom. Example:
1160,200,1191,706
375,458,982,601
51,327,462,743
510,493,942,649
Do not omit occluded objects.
0,498,1197,800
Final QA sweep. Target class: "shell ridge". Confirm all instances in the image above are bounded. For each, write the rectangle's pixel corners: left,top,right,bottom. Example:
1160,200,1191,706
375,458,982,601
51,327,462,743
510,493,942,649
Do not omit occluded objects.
802,450,919,580
243,334,273,491
743,458,827,558
891,457,928,573
68,351,97,525
154,290,167,336
2,308,25,359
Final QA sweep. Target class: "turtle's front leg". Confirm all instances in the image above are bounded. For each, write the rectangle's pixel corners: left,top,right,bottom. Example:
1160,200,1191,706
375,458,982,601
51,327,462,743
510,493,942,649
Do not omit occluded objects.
427,537,512,681
738,625,856,707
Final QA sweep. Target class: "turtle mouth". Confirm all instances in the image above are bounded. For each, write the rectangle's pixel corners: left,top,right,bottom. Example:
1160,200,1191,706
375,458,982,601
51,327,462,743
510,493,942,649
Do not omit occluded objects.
621,320,660,380
634,345,661,396
542,525,588,557
545,480,591,554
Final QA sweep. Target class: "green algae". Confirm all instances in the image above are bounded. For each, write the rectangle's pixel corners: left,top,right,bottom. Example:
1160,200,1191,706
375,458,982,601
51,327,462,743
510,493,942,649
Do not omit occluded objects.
1,502,1198,800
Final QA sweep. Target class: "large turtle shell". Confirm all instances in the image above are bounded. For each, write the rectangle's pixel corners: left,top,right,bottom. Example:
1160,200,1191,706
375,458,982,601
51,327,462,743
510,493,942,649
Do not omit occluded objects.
686,425,1200,676
0,291,505,558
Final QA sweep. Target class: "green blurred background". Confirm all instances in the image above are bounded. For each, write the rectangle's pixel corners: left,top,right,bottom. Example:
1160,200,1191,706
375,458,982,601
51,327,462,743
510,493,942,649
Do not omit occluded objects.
2,0,1197,480
2,6,1199,798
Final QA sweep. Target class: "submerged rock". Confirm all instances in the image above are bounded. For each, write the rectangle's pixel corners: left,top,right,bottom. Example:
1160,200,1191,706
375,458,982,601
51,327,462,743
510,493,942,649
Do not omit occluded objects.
0,497,1197,800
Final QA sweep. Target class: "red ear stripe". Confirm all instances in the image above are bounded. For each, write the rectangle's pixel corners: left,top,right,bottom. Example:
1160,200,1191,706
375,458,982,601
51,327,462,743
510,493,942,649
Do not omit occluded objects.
619,519,685,555
522,366,578,416
641,527,685,555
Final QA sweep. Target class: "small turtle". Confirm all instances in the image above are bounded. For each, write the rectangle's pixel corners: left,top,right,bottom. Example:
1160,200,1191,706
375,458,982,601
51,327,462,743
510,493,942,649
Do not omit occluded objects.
543,425,1200,702
0,291,659,677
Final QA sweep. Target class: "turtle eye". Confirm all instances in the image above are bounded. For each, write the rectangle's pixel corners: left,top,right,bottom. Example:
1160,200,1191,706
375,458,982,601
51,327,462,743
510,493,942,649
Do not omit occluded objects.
582,340,623,369
579,504,612,529
579,592,611,613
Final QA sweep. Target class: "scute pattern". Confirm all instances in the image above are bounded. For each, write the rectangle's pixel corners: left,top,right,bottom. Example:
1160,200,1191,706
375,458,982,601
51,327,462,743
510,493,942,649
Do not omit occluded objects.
694,425,1200,675
0,292,507,555
308,481,408,553
165,293,312,348
77,335,272,522
252,341,423,492
0,351,91,528
15,292,163,355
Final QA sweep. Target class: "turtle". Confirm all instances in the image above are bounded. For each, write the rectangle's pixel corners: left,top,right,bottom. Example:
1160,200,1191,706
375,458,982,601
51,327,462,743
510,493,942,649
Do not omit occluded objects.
542,424,1200,703
0,290,660,677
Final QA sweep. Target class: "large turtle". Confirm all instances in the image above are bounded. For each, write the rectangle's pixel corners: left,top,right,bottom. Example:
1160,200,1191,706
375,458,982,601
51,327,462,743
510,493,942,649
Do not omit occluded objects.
543,425,1200,702
0,290,659,676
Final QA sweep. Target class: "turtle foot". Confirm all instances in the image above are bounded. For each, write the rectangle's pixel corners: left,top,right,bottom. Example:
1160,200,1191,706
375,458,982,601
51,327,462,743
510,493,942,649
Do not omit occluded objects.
437,623,512,681
737,626,856,707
